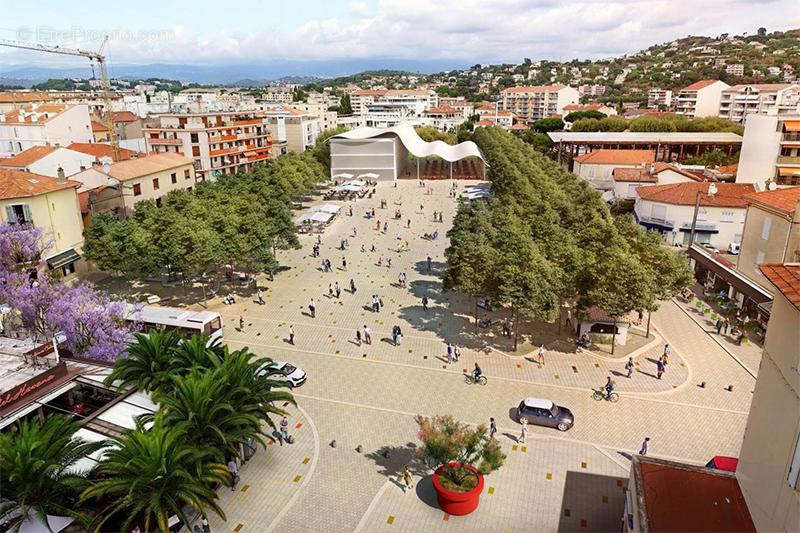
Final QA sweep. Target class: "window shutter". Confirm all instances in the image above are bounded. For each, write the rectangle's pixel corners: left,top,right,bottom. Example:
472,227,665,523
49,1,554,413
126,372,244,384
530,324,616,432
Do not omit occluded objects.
5,205,15,223
21,204,32,224
762,218,772,240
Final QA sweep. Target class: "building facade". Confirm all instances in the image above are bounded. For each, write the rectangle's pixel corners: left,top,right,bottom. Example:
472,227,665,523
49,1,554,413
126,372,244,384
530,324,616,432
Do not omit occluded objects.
736,113,800,188
500,84,579,121
675,80,730,117
0,104,93,157
0,146,96,178
104,153,196,216
647,88,673,109
718,84,800,123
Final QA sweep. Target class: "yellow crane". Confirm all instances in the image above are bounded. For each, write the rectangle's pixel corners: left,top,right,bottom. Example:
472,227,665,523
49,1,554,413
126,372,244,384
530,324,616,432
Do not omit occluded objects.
0,36,120,161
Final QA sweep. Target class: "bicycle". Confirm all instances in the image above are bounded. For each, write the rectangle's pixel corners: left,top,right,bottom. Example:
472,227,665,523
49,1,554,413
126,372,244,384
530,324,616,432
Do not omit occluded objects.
592,388,619,402
465,374,488,386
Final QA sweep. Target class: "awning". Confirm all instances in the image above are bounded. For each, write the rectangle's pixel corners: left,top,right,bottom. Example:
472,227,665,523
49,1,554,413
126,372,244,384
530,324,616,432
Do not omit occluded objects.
779,167,800,177
46,248,80,269
783,121,800,132
687,246,772,304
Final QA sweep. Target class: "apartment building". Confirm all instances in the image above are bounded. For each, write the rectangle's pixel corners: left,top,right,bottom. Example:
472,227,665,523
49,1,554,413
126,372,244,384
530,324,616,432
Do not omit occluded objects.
718,84,800,123
424,105,464,131
348,89,438,116
737,262,800,532
647,88,673,108
144,112,284,182
500,84,579,121
0,145,96,178
261,106,321,152
736,113,800,188
290,103,339,132
726,63,745,76
675,80,730,117
111,111,144,140
0,104,93,157
0,167,85,277
577,84,606,97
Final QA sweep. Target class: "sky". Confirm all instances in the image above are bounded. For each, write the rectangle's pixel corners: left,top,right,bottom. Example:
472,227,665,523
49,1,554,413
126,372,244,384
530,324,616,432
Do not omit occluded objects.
0,0,798,69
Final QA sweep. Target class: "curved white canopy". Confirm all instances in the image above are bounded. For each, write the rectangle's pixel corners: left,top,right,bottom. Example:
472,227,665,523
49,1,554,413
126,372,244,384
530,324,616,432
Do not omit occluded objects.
331,123,487,164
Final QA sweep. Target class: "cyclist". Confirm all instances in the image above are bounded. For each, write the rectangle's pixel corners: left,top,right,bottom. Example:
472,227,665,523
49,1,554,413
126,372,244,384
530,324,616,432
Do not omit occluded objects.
473,363,483,383
604,376,616,399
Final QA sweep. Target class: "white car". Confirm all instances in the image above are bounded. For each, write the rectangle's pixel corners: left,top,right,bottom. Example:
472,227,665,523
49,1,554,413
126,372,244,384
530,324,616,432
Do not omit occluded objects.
259,361,307,388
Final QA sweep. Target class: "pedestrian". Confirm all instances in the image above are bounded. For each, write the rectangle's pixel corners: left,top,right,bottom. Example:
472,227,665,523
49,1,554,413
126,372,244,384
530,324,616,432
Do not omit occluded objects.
383,222,388,232
350,278,356,293
227,458,239,491
489,417,497,439
356,329,362,346
537,344,545,365
427,256,432,272
387,258,392,268
625,357,634,378
352,227,357,237
392,325,398,345
402,465,413,493
446,343,453,363
715,318,723,334
663,343,670,357
454,345,461,361
342,257,347,271
364,325,372,344
308,298,316,318
317,234,322,245
280,416,290,444
289,325,295,345
420,203,424,211
422,295,428,311
328,283,333,297
257,289,265,305
377,257,382,267
335,282,341,299
723,319,729,335
639,437,650,456
520,417,528,443
656,359,665,379
372,295,379,312
371,244,376,253
661,352,668,366
407,219,411,228
361,244,365,252
396,328,403,346
201,516,211,533
376,219,380,230
239,316,245,331
348,205,353,216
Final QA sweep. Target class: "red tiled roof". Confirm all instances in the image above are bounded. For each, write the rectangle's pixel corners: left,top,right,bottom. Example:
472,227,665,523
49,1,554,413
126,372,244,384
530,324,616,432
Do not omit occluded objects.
112,111,139,123
612,167,657,183
0,168,79,200
1,104,68,124
107,152,193,181
510,123,529,130
636,182,755,207
0,91,50,103
574,149,655,165
501,84,566,94
682,80,720,91
426,105,461,115
563,103,609,111
652,162,708,182
91,120,108,132
0,146,58,168
66,143,139,161
744,186,800,216
759,263,800,311
476,119,493,126
715,163,738,175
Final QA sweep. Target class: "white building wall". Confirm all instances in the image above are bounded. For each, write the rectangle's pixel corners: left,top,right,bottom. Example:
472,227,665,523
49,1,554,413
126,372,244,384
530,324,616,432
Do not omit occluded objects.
694,81,729,117
555,87,580,116
25,148,96,177
43,104,93,147
634,198,746,249
736,113,781,189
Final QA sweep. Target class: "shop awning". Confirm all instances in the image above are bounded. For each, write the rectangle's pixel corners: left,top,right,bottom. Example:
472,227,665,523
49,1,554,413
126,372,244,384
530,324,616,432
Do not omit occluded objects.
46,248,80,269
688,245,772,304
779,167,800,177
783,121,800,132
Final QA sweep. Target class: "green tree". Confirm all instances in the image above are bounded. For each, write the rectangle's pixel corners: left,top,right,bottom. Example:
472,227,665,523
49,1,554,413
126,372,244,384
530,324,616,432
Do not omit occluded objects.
338,93,353,114
0,416,107,532
563,110,607,122
310,126,348,172
531,117,564,133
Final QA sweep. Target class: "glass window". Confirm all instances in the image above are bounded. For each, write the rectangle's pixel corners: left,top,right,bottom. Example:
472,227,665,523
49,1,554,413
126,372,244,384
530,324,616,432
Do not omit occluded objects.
184,169,190,179
756,251,765,264
132,183,141,196
171,173,177,184
762,218,772,240
152,178,159,190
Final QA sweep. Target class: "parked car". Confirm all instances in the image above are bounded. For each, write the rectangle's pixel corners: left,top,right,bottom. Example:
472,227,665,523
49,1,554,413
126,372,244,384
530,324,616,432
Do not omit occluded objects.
258,361,307,388
727,242,740,255
515,397,574,432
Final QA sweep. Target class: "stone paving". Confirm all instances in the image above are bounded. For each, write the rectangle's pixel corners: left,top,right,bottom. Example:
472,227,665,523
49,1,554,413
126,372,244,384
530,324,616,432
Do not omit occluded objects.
159,180,760,532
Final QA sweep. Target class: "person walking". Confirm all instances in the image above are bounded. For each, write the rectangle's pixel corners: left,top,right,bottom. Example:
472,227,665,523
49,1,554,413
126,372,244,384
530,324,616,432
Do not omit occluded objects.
200,516,211,533
407,219,411,228
396,327,403,346
454,345,461,361
520,417,528,443
356,328,362,346
328,283,333,298
239,316,245,331
280,416,290,444
537,344,545,365
715,318,723,335
625,357,634,378
656,359,665,379
350,279,356,293
723,319,729,335
308,299,316,318
335,282,341,299
427,256,432,272
288,325,295,345
663,343,670,357
661,352,669,366
227,458,239,491
639,437,650,456
257,289,265,305
422,295,428,311
342,257,347,271
489,417,497,439
402,465,413,493
364,325,372,345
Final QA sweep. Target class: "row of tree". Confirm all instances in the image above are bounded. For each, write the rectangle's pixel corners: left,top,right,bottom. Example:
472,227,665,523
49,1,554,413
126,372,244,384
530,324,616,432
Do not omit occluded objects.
0,332,295,531
83,152,328,291
570,114,744,135
444,127,692,351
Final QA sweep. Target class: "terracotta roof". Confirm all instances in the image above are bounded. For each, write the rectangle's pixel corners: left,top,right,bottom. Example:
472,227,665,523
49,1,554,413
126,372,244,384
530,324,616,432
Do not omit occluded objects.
682,80,721,91
107,152,193,181
744,186,800,216
574,149,655,165
0,91,50,103
91,120,108,132
351,89,388,96
651,162,708,182
426,106,461,115
510,123,529,130
715,163,738,175
636,182,755,207
112,111,139,123
759,264,800,311
0,146,58,168
563,103,609,111
66,143,139,161
612,167,657,182
501,84,567,94
1,104,68,124
0,168,79,200
476,119,493,126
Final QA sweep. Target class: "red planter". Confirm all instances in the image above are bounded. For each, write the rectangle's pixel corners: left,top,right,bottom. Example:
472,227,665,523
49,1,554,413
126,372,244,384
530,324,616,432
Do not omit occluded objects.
432,463,484,515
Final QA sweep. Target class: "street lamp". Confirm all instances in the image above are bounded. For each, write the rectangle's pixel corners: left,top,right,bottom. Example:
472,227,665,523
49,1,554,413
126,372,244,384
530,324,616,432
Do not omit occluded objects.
688,183,717,248
52,331,67,365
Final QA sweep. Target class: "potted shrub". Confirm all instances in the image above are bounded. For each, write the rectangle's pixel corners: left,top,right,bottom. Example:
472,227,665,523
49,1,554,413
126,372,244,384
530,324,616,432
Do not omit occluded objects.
415,415,505,515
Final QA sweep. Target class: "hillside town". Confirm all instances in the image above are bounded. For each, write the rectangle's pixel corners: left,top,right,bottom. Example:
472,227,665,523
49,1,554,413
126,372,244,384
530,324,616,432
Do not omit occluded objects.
0,14,798,533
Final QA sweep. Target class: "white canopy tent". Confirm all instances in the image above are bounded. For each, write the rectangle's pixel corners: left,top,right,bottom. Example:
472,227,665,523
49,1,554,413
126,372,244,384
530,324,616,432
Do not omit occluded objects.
331,172,354,180
309,211,334,223
309,204,341,214
355,173,379,180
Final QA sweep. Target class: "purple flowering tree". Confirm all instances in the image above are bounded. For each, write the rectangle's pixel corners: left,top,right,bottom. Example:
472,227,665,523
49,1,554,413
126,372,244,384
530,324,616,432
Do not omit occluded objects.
0,222,133,362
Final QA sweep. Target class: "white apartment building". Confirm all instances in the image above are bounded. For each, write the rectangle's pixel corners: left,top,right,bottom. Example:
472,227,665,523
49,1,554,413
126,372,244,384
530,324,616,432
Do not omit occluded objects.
718,84,800,123
424,106,464,131
674,80,730,117
726,63,745,76
348,89,438,116
263,89,293,103
736,113,800,188
578,85,606,97
144,112,286,182
0,104,92,157
500,84,579,121
261,106,321,152
647,88,673,108
290,102,338,132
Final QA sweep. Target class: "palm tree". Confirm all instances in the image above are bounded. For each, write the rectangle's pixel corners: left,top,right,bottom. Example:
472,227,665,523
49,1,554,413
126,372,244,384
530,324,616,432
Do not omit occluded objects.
81,418,228,533
0,415,108,532
170,334,225,375
104,331,181,393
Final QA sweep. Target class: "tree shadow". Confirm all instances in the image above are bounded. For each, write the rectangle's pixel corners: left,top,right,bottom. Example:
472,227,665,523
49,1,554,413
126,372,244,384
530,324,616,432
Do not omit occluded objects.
365,443,428,478
413,260,448,276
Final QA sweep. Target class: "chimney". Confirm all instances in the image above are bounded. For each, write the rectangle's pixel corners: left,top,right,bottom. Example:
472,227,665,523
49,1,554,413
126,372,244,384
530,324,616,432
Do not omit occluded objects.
56,167,66,184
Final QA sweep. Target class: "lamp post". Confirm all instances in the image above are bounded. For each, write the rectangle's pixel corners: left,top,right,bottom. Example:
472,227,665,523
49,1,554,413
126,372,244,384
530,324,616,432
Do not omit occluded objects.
52,331,67,365
688,183,717,248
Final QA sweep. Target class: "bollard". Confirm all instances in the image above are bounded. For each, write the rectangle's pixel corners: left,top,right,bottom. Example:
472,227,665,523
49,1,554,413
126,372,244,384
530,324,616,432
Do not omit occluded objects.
725,385,733,392
355,445,362,453
699,381,706,388
330,440,337,448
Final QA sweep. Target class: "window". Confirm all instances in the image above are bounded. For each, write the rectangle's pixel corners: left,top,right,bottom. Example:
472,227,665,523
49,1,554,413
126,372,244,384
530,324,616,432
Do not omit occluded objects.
5,204,33,224
651,204,667,221
190,133,199,143
756,251,765,265
720,210,735,222
789,434,800,490
132,183,141,196
171,172,177,184
762,218,772,240
192,146,200,157
696,209,708,221
60,262,75,277
152,178,159,190
184,169,190,179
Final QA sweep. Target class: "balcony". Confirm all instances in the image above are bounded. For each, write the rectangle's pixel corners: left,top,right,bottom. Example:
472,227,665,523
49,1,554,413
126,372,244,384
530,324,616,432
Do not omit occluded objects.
782,133,800,143
148,137,181,145
777,155,800,165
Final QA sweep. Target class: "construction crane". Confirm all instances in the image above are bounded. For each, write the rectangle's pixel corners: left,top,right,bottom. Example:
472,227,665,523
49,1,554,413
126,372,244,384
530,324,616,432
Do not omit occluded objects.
0,36,120,161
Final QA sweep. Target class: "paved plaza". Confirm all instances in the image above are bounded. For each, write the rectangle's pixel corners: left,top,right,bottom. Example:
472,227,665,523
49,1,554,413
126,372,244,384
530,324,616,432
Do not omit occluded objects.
145,180,758,532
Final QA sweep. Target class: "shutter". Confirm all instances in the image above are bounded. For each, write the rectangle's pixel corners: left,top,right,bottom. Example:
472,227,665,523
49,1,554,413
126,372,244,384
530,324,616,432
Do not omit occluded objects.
21,204,32,224
762,218,772,240
788,435,800,489
4,205,14,223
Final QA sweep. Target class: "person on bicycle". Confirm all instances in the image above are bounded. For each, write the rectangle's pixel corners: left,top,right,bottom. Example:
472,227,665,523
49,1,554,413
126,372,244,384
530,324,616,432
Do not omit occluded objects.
473,363,483,383
604,376,615,399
